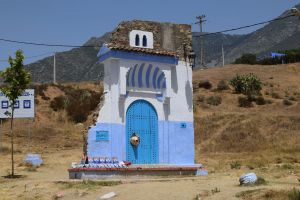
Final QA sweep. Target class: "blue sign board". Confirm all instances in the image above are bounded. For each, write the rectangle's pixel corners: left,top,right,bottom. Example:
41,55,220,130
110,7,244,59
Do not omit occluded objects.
96,131,109,141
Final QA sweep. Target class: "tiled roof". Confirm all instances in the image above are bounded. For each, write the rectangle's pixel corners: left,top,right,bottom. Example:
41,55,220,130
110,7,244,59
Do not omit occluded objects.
107,20,192,60
107,44,177,57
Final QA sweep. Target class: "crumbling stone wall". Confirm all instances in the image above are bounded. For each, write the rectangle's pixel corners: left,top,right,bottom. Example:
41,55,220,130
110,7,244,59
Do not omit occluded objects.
108,20,192,61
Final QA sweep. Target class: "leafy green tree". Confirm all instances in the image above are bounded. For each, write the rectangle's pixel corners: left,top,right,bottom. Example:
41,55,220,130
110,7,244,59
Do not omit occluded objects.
230,73,262,97
234,54,257,65
0,50,31,177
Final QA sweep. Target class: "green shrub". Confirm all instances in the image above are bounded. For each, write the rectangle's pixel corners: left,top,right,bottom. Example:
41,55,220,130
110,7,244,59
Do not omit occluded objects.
230,161,241,169
288,188,300,200
255,96,266,105
288,96,297,101
49,86,102,123
238,96,253,107
255,176,267,186
283,99,293,106
234,54,257,65
230,73,262,97
271,92,281,99
206,96,222,106
50,96,68,111
198,80,212,89
217,80,229,91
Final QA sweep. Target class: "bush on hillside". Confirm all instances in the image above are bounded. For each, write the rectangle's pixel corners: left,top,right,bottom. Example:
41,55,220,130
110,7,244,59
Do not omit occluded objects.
50,96,68,111
238,96,253,108
234,54,257,65
49,85,102,123
234,48,300,65
198,80,212,89
271,92,281,99
283,99,293,106
230,73,262,97
255,96,266,105
288,188,300,200
206,96,222,106
217,80,229,91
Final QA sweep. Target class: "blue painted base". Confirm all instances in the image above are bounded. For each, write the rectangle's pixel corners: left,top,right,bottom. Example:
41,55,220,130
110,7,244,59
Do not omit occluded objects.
87,121,194,164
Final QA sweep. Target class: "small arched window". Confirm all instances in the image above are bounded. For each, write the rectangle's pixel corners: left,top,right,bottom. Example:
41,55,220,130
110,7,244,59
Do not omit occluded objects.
142,35,147,47
135,34,140,46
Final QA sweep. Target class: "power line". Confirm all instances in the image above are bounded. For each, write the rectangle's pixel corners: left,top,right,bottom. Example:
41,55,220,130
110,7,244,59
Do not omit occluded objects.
194,14,295,37
0,14,297,49
0,51,53,62
0,38,97,48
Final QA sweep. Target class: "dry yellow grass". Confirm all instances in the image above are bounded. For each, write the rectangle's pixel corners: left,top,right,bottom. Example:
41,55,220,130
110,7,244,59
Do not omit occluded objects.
0,63,300,200
193,63,300,168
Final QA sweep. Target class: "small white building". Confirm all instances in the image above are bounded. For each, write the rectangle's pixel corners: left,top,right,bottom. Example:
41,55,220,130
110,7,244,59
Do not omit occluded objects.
87,20,195,165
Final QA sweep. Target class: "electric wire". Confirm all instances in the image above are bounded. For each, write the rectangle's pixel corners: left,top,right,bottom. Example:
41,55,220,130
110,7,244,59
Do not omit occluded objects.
194,14,295,37
0,14,297,48
0,52,53,62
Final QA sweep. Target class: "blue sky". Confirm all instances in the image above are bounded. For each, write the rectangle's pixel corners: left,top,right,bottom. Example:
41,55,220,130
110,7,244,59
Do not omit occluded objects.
0,0,299,69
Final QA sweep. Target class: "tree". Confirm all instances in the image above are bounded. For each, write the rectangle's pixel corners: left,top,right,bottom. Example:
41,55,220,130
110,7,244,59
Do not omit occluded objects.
234,54,257,65
0,50,31,177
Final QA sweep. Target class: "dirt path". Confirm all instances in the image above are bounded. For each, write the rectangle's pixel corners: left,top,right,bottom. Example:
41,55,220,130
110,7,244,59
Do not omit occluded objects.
1,149,299,200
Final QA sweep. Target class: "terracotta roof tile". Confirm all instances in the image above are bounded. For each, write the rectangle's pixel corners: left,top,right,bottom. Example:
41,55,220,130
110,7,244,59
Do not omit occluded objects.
107,20,192,60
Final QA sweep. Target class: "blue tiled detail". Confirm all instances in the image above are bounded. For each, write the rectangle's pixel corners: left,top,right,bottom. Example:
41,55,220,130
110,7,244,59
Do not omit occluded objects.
131,64,138,87
146,64,152,88
180,123,187,128
98,49,178,65
138,63,145,88
162,81,166,89
157,73,164,89
126,63,166,90
156,93,164,102
96,131,109,141
87,121,194,165
152,67,159,89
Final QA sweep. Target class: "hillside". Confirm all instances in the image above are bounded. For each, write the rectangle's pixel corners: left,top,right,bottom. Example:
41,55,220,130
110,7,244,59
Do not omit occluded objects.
1,63,300,199
192,64,300,165
26,32,111,83
1,63,299,160
193,4,300,66
25,4,300,82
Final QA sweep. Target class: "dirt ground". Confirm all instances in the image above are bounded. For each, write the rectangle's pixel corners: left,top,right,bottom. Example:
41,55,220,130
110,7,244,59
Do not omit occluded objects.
1,148,299,200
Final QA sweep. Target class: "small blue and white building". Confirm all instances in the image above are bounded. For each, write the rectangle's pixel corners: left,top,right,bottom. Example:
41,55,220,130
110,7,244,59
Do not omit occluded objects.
87,20,195,165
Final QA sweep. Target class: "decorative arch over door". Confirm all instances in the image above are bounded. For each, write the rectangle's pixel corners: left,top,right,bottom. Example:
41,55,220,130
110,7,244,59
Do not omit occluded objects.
126,100,158,164
126,63,166,90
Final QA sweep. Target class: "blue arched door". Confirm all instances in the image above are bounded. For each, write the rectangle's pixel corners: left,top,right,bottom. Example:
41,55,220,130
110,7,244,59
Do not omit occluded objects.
126,100,158,164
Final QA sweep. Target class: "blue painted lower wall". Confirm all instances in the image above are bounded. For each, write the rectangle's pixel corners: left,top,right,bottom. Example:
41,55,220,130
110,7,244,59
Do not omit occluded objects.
87,121,194,164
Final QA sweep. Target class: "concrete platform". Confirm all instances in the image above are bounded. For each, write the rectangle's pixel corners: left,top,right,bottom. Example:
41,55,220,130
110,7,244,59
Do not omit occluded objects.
68,164,205,179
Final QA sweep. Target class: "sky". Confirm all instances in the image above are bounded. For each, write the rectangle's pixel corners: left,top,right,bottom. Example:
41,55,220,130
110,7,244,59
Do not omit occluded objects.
0,0,299,70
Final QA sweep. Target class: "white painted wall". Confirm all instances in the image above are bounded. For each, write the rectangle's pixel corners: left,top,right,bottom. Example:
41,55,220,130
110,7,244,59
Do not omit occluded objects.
97,58,194,124
129,30,154,49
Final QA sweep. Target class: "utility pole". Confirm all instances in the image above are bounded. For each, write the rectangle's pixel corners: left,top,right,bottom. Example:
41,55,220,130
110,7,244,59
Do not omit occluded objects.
196,15,206,67
53,52,56,84
222,44,225,67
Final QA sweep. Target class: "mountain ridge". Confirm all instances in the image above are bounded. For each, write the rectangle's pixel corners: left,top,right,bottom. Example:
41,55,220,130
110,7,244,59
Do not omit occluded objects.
26,4,300,82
